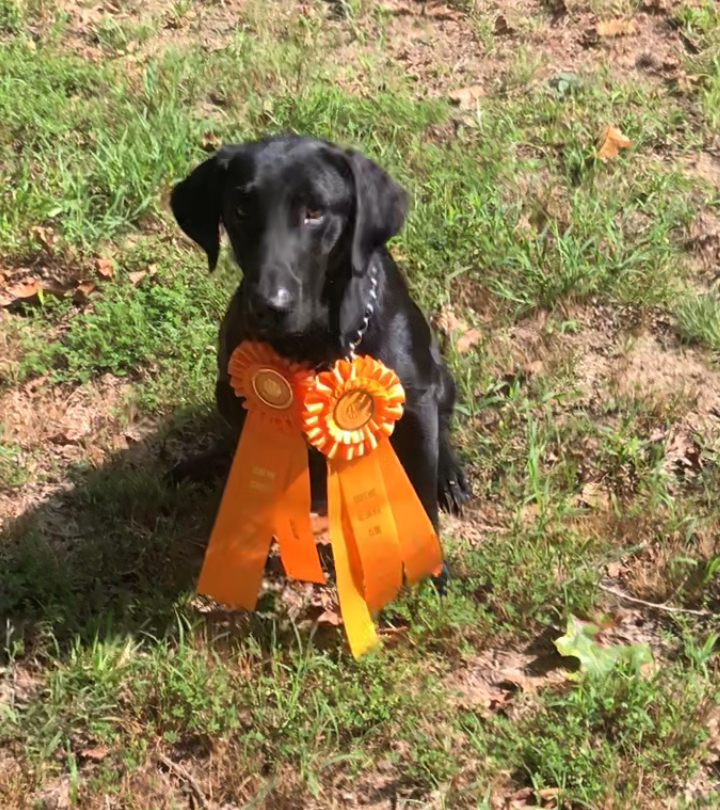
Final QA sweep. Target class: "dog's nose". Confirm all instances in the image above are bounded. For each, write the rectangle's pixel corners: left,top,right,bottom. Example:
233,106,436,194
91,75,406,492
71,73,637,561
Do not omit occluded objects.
249,288,293,329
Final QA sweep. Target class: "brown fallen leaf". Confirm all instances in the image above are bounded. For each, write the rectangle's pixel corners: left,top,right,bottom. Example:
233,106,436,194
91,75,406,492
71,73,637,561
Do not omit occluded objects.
520,502,540,525
79,745,109,762
576,481,610,509
128,265,157,286
0,279,69,308
433,308,482,353
31,225,56,252
663,427,703,477
448,84,484,110
73,281,96,304
315,609,343,626
597,125,632,160
382,0,413,14
523,360,544,379
201,130,222,152
597,18,636,37
0,281,41,307
422,4,462,20
95,257,114,280
434,307,464,335
456,327,482,354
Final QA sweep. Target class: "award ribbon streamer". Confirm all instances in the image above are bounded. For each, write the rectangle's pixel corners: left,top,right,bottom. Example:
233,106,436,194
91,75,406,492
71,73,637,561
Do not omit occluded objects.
197,342,324,609
301,356,443,658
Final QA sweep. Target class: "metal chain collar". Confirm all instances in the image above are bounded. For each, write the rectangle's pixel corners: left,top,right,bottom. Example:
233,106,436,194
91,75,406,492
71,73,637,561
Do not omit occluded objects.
345,262,378,358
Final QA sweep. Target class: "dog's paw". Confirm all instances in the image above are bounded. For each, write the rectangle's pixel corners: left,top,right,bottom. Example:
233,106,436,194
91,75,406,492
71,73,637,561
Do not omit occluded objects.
437,454,471,515
165,446,233,488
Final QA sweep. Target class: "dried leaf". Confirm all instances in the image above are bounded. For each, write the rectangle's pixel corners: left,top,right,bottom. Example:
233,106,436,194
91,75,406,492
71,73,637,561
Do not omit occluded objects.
0,281,41,307
128,266,157,286
575,481,610,509
422,3,462,20
434,308,464,335
597,125,632,160
382,0,413,14
95,257,114,280
520,502,540,525
201,130,222,152
73,282,96,304
597,18,636,37
31,225,56,252
456,327,482,353
538,788,560,800
523,360,544,378
0,279,69,307
80,745,109,762
434,308,481,352
315,609,343,626
663,428,703,477
448,84,484,109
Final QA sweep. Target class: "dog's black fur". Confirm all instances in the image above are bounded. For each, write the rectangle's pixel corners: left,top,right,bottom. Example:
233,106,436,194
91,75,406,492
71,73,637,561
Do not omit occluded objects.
170,135,470,583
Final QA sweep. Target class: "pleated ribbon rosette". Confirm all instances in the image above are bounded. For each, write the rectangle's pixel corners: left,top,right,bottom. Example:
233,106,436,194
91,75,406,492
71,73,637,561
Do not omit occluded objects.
197,343,443,659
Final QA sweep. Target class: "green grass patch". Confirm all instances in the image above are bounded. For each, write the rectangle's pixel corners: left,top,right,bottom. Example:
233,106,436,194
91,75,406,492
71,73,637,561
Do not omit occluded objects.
1,0,720,807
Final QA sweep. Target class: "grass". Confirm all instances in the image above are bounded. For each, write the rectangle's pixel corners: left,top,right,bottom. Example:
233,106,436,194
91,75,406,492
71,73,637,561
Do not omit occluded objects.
1,0,720,808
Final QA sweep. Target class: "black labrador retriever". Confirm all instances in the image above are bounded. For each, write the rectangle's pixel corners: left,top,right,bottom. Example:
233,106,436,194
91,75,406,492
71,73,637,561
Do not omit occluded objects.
170,135,470,586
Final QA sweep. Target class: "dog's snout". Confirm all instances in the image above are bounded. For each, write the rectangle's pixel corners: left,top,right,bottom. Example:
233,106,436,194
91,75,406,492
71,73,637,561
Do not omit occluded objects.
249,286,294,329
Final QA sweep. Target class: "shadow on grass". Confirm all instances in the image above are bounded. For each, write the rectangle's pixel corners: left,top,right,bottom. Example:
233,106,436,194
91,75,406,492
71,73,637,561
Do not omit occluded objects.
0,404,347,664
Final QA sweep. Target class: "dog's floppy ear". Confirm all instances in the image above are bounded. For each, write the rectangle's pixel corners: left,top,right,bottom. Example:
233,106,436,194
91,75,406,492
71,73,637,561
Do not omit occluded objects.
170,147,237,272
344,150,409,277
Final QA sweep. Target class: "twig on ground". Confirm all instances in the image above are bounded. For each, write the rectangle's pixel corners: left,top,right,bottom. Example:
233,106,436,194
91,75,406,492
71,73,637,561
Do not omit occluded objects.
599,582,713,617
154,751,210,810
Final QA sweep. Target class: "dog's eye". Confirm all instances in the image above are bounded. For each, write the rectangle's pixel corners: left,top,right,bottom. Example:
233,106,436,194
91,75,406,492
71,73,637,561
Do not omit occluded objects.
303,207,325,226
236,205,249,220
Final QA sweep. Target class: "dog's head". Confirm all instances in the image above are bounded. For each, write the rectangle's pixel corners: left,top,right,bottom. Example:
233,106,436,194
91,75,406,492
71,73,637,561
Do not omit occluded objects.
170,135,408,348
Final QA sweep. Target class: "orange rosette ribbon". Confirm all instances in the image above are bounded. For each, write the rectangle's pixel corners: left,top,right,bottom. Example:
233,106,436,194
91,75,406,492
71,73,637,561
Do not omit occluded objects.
301,355,443,658
196,342,324,610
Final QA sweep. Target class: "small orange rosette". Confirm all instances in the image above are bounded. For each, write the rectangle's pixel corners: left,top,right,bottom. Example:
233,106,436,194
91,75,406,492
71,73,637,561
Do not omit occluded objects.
300,355,443,658
196,341,324,610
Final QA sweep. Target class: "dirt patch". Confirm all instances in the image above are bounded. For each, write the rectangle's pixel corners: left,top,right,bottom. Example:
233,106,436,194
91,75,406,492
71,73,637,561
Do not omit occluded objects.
0,375,137,524
446,645,569,715
0,374,132,452
686,207,720,280
51,0,250,64
325,0,694,107
686,151,720,188
611,332,719,408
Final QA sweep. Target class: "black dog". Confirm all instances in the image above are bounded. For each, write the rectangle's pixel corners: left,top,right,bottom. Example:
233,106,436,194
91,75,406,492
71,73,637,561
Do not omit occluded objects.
170,135,470,585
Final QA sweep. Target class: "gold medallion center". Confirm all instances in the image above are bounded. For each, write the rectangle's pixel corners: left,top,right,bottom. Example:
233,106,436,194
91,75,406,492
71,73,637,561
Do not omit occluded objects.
334,389,375,431
252,367,293,410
